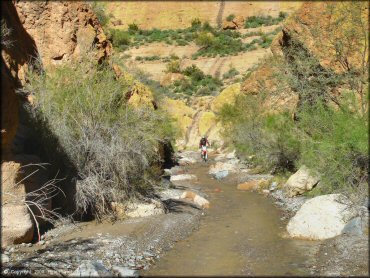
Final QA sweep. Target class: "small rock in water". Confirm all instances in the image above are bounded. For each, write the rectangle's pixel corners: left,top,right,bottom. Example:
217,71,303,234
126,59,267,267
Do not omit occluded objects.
269,182,278,191
38,240,45,245
170,174,197,182
112,266,138,277
27,243,32,247
215,170,229,180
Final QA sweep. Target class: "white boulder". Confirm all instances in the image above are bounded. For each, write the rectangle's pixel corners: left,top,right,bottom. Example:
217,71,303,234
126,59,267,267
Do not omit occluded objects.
170,174,197,182
284,165,320,197
287,194,358,240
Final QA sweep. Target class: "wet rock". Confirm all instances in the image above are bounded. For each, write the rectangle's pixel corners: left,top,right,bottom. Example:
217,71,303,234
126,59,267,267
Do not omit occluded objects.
209,162,238,178
170,174,197,182
178,157,197,166
125,200,164,218
158,189,182,200
215,170,229,180
287,194,358,240
193,195,210,209
177,151,199,165
112,266,138,277
168,166,184,175
284,165,320,197
269,182,278,191
181,191,210,209
69,261,111,277
237,179,269,191
237,180,260,191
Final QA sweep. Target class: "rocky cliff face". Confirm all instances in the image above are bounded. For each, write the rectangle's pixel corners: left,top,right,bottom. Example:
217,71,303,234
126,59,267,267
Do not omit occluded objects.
271,2,368,74
1,1,111,247
1,1,112,155
14,1,112,68
240,1,368,111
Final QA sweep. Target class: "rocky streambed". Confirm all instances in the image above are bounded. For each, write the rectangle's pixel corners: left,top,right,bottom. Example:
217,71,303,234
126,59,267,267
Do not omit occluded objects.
1,150,368,277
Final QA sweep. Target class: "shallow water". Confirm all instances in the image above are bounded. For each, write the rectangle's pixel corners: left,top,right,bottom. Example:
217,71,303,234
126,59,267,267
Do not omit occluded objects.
143,161,321,276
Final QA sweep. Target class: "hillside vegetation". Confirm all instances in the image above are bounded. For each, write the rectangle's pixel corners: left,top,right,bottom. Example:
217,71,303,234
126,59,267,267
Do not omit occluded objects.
219,2,368,199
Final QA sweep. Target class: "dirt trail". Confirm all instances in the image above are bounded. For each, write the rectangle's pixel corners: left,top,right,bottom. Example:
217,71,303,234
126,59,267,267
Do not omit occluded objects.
142,160,322,276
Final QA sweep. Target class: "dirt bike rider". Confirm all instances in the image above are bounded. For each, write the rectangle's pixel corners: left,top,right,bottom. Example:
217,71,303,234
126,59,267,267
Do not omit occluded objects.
199,135,210,159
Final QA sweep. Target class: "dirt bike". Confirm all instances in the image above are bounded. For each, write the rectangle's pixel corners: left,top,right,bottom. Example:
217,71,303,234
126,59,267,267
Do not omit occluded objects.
201,145,208,162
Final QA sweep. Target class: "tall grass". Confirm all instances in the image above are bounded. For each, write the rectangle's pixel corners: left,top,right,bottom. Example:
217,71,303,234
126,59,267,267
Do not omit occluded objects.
24,58,176,219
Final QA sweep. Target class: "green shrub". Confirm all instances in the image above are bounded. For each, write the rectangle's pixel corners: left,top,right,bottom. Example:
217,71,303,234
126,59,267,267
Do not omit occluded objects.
226,14,236,22
259,34,273,48
191,18,202,30
143,55,161,61
166,59,181,73
279,11,288,19
244,15,285,29
219,94,300,173
219,75,368,197
183,64,205,81
222,67,240,79
195,31,215,48
297,102,368,195
128,23,139,33
91,2,109,27
109,29,131,48
25,58,175,219
202,21,214,32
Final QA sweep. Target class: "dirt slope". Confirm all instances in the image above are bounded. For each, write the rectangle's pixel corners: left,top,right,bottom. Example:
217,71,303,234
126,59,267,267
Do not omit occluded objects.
106,1,301,30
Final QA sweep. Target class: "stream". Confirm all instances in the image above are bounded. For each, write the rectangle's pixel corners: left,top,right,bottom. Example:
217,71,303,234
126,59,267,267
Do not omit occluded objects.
143,159,321,276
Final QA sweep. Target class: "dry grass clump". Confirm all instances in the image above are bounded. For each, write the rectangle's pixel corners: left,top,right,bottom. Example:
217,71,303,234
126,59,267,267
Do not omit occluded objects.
23,57,175,219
